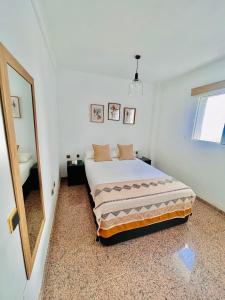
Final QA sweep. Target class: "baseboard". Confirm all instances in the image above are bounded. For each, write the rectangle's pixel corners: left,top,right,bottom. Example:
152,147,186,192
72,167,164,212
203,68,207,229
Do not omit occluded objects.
197,196,225,216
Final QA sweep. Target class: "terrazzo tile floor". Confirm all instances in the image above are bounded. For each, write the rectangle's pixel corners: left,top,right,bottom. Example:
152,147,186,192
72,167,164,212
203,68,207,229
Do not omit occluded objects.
24,190,43,253
42,182,225,300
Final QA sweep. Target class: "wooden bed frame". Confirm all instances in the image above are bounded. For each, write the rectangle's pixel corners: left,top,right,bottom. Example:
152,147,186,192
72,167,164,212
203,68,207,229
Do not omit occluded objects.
85,182,189,246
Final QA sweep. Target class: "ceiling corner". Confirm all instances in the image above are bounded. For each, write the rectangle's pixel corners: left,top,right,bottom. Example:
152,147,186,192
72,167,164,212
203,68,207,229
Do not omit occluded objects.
30,0,57,69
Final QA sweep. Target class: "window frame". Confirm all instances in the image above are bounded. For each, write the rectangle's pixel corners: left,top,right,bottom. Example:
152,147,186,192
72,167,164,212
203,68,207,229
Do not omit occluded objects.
192,88,225,144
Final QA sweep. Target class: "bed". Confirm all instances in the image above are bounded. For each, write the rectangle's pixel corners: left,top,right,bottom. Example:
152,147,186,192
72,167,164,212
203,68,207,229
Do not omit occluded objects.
85,158,196,245
19,158,35,186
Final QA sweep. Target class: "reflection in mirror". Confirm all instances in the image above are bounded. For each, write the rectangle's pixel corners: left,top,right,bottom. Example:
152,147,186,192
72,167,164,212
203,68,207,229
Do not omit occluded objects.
7,65,44,254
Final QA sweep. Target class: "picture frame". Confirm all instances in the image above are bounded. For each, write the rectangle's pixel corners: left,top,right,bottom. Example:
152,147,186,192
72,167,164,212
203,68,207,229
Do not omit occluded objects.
123,107,136,124
90,104,104,123
108,102,121,121
11,96,21,118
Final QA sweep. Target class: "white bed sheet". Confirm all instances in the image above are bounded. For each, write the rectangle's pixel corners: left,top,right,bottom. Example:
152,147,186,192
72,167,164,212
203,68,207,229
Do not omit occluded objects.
19,158,35,185
85,158,169,190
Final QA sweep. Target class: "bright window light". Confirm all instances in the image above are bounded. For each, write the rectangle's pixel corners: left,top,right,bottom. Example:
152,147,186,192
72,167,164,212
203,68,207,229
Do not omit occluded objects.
193,90,225,144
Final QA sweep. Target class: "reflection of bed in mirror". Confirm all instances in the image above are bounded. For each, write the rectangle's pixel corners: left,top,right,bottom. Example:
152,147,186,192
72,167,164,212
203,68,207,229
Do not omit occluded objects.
18,152,39,199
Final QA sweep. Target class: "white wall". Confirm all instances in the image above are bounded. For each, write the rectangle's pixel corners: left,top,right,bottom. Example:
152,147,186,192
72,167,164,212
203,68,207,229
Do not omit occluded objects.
0,1,59,299
57,69,155,176
152,58,225,212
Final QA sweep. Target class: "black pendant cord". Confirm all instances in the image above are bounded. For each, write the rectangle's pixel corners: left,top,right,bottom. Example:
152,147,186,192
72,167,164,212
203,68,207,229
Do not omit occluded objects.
133,55,141,81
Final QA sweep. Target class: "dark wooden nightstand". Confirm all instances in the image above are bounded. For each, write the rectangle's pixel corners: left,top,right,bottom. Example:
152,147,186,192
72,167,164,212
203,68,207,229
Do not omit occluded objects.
140,156,151,165
67,160,86,186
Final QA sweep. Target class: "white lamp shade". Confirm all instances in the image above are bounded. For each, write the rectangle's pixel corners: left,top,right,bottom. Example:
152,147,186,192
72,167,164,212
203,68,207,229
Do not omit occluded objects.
129,79,143,96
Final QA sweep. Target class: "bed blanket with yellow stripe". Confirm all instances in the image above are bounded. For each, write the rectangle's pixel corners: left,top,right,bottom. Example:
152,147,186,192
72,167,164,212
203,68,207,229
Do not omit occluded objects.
92,177,196,238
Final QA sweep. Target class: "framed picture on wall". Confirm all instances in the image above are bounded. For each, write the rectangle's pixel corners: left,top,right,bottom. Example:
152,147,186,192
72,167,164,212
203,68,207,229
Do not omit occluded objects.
123,107,136,124
11,96,21,118
90,104,104,123
108,103,121,121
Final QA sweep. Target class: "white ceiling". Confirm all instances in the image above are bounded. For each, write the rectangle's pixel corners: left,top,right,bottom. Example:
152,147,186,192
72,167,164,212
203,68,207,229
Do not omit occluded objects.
38,0,225,83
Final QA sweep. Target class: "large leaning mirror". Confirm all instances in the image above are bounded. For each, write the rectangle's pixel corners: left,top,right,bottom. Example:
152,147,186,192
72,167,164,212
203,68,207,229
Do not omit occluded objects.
0,43,45,278
7,65,44,253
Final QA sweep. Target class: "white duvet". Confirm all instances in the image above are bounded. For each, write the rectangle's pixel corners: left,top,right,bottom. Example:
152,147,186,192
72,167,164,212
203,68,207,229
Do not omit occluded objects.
85,158,169,190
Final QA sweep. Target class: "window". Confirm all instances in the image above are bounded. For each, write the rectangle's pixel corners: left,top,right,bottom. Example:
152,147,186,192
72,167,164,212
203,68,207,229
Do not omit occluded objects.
192,89,225,144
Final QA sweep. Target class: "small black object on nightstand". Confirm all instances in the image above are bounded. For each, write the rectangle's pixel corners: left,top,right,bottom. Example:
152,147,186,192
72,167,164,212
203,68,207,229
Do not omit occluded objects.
140,156,151,165
67,160,86,186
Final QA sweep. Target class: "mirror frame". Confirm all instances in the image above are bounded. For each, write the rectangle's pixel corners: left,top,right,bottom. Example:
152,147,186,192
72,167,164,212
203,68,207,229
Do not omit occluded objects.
0,43,45,279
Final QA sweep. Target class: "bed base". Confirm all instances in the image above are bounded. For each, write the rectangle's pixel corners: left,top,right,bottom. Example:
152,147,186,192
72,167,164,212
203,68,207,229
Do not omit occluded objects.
22,173,34,199
85,183,190,246
22,163,39,200
98,216,189,245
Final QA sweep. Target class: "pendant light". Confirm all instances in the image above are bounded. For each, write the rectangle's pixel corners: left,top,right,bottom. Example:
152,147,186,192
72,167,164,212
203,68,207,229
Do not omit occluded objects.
129,54,143,96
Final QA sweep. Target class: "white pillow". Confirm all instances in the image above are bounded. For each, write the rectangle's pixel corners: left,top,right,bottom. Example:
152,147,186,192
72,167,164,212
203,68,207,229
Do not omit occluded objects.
18,152,32,163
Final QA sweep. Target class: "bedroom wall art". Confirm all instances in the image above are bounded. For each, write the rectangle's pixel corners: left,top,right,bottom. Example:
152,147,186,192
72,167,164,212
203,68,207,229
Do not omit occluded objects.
90,104,104,123
11,96,21,118
108,102,121,121
123,107,136,124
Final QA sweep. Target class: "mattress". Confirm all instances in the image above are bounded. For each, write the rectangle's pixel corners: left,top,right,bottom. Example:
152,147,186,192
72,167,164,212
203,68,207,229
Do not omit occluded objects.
85,158,196,238
19,158,34,185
